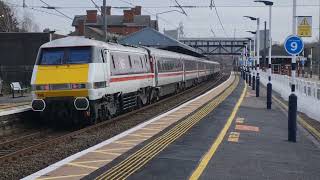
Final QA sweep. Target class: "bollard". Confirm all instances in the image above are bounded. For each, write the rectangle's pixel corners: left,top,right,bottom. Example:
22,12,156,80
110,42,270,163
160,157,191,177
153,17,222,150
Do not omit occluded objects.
249,73,252,86
252,75,256,90
267,82,272,109
256,76,260,97
246,72,248,83
288,93,297,142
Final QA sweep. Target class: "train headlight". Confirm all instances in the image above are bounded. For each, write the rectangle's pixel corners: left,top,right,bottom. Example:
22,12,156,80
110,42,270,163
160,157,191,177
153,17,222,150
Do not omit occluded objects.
32,85,50,91
71,83,86,89
93,81,106,89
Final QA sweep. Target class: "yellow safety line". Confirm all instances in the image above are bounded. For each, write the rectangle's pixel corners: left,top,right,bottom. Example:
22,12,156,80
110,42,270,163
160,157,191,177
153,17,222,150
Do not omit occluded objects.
101,80,237,180
92,151,121,156
113,141,138,145
36,174,89,180
67,162,98,170
129,134,153,138
74,159,111,164
189,82,247,180
273,96,320,140
95,76,239,180
141,127,162,131
95,147,131,152
114,79,238,180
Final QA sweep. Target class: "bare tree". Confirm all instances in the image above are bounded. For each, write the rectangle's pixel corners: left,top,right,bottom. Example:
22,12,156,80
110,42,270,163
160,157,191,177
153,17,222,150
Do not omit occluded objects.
0,1,19,32
20,12,40,32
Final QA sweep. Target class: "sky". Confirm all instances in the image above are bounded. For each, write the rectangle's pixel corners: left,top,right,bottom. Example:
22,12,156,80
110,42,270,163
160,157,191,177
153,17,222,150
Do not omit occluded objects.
4,0,320,43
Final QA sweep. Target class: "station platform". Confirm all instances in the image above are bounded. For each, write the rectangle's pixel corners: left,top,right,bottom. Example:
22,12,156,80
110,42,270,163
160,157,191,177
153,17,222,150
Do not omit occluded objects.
23,74,320,180
0,94,31,117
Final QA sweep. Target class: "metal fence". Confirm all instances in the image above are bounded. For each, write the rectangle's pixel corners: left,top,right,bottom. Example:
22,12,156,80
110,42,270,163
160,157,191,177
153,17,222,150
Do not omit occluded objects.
260,71,320,121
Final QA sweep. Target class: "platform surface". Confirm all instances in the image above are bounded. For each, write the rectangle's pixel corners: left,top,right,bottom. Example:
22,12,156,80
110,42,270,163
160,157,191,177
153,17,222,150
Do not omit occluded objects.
23,75,320,180
0,94,31,116
87,77,320,180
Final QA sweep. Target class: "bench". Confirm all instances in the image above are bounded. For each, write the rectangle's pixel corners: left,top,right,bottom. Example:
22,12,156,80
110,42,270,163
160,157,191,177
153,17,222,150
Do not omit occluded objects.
10,82,28,98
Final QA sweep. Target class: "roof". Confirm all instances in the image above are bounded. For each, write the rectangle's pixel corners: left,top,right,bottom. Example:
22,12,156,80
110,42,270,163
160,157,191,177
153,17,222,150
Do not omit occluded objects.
40,36,147,54
119,27,204,57
179,37,249,42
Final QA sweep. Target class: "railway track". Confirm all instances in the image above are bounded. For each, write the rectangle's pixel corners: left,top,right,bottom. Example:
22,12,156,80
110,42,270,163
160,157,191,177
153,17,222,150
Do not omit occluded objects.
0,72,229,179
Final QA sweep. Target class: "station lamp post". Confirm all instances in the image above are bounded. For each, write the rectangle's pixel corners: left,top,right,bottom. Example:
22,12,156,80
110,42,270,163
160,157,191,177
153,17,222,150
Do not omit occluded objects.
246,30,257,86
244,16,260,93
245,38,253,80
254,0,273,109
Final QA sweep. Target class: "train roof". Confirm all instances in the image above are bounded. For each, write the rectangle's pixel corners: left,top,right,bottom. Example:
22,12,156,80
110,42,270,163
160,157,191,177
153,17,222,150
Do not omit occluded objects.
40,36,219,65
40,36,147,54
146,47,219,65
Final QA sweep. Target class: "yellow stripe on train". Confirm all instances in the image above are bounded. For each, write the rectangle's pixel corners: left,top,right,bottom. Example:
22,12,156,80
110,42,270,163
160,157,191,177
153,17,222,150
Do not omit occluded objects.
35,89,88,98
35,64,89,85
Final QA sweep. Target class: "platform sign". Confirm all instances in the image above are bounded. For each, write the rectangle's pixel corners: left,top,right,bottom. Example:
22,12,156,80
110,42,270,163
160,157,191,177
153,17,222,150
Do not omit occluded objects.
284,35,304,55
297,16,312,37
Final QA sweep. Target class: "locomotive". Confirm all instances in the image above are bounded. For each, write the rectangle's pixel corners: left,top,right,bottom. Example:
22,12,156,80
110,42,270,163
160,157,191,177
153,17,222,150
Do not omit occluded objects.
31,37,220,124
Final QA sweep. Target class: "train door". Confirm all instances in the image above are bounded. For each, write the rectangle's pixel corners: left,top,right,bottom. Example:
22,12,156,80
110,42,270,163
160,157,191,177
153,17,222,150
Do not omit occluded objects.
182,58,185,82
153,56,159,87
101,49,109,86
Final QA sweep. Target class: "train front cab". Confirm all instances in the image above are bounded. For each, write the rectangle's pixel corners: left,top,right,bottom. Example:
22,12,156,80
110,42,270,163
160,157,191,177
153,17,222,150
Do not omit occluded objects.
31,46,108,124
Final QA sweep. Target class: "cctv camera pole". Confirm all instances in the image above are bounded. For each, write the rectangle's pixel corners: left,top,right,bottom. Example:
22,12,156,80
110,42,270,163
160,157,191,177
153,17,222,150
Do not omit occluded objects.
266,3,273,109
256,18,260,95
102,0,107,42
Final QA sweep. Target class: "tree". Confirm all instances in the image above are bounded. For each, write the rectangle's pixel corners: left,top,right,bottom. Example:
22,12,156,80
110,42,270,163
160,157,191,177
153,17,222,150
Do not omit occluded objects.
0,1,19,32
20,12,39,32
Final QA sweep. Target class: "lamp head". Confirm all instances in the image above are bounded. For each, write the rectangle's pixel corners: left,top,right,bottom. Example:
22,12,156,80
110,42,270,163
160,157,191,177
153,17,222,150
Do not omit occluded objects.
246,31,256,34
243,16,257,21
254,0,274,6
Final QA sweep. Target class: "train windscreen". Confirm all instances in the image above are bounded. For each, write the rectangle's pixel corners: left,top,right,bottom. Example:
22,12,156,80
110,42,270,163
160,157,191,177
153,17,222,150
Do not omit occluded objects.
38,46,92,65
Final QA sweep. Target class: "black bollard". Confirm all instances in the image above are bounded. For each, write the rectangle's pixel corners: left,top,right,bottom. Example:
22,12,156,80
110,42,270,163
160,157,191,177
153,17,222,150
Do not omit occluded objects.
249,73,252,86
246,72,248,83
267,82,272,109
288,93,297,142
256,76,260,97
252,75,256,90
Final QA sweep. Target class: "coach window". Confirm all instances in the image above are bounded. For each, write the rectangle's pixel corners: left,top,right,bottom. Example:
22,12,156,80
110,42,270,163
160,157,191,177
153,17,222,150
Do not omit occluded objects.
139,56,144,72
110,54,116,75
144,56,150,72
128,55,132,68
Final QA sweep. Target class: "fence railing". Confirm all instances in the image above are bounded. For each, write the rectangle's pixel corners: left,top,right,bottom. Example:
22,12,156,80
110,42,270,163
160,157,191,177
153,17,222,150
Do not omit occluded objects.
259,71,320,121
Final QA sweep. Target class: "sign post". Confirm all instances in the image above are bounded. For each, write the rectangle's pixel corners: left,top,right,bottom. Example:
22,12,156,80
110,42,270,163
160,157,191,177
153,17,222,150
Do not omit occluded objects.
284,34,304,142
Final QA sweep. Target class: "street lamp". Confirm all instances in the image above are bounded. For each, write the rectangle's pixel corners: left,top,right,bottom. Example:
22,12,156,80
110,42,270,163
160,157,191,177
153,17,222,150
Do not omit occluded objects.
156,10,184,31
255,0,273,109
246,30,257,86
244,16,260,93
244,38,253,80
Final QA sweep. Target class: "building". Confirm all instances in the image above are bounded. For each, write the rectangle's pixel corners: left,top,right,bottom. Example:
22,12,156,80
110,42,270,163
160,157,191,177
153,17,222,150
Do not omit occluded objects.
71,6,158,40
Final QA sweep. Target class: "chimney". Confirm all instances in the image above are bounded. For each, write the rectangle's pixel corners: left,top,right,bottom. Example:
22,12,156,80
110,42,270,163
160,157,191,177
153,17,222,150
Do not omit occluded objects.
132,6,141,15
123,9,134,23
86,10,98,23
101,6,111,15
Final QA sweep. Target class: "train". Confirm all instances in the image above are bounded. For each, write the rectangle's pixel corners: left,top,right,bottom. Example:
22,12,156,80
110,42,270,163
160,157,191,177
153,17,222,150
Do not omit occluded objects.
30,36,220,124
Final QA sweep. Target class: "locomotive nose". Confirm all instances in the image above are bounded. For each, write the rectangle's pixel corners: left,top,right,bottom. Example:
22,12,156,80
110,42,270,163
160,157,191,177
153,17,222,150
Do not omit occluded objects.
31,99,46,111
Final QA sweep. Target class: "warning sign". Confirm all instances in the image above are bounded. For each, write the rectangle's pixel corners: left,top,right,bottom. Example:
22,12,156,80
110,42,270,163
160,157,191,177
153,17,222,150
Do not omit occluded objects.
297,16,312,37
